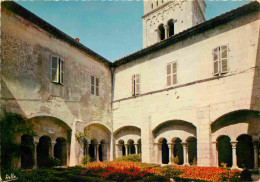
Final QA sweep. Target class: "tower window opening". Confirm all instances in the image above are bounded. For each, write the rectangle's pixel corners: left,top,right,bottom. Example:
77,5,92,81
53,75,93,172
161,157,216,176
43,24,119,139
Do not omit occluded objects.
158,24,165,41
168,19,174,37
156,0,158,7
151,3,153,9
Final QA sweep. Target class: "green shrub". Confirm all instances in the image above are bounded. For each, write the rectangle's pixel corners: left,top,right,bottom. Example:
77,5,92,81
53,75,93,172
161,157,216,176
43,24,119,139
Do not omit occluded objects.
114,154,141,162
136,175,168,182
67,174,110,182
81,154,91,165
170,156,179,164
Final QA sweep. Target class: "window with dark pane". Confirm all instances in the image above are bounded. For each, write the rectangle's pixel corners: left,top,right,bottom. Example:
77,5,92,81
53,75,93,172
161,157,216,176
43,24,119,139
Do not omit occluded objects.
51,55,64,84
132,74,140,96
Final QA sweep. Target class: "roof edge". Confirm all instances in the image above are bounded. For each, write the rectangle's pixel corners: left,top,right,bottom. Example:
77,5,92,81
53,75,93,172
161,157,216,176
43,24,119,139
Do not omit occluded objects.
114,1,260,67
2,1,112,67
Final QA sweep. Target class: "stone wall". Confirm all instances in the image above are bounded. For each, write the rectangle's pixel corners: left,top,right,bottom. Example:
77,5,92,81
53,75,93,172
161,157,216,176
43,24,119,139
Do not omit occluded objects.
113,11,260,165
1,6,112,165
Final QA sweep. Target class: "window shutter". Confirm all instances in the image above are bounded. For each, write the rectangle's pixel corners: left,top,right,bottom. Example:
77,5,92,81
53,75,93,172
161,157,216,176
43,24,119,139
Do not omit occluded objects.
91,76,95,95
166,64,171,86
136,74,140,95
51,56,59,82
60,59,64,84
96,77,99,96
132,75,135,95
220,45,228,73
172,62,177,85
213,48,219,75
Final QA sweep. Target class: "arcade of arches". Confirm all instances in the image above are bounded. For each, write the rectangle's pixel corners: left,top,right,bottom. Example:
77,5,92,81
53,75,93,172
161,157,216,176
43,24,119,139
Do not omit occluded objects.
157,19,175,41
211,110,260,169
18,110,259,169
83,123,111,162
114,126,141,158
20,116,71,169
153,120,197,165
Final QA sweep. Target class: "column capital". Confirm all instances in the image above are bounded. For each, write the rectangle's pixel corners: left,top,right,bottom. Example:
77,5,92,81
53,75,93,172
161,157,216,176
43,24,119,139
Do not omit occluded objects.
230,141,237,148
164,24,169,30
181,142,188,147
253,140,259,147
33,137,40,143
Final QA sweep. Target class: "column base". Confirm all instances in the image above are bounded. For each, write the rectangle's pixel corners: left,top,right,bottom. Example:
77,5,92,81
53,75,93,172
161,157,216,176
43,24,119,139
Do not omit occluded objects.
231,165,239,169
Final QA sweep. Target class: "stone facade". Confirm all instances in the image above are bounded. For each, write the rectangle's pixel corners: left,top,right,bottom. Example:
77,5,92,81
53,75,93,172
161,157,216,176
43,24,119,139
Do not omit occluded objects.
142,0,205,47
1,3,112,167
1,1,260,169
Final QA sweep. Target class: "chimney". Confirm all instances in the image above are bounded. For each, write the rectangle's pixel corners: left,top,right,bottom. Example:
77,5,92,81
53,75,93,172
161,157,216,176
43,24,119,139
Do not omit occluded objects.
75,37,79,42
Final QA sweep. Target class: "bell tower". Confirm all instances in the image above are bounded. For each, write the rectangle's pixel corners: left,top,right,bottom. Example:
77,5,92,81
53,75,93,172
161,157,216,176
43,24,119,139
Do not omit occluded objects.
142,0,206,48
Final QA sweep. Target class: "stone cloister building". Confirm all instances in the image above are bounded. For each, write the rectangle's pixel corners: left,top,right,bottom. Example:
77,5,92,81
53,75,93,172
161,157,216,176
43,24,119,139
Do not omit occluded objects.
1,1,260,169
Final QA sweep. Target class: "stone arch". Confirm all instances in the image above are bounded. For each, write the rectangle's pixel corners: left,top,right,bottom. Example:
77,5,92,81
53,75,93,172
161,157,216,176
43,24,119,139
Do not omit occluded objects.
172,137,183,165
114,125,141,144
37,135,51,168
187,137,197,165
211,110,260,142
54,137,67,166
114,126,141,158
28,114,72,131
84,123,111,162
21,134,34,169
161,138,169,164
167,19,174,37
127,139,136,155
236,134,254,169
158,24,165,40
217,135,232,167
153,120,196,143
29,116,71,141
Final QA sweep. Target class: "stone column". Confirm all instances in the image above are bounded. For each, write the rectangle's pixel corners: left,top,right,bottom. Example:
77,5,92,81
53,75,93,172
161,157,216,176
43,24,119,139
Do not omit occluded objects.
231,142,238,169
155,29,160,42
253,141,259,169
212,141,219,167
164,24,169,39
134,144,138,154
33,140,39,169
95,144,98,161
115,144,120,158
125,144,129,155
106,143,110,161
51,140,56,158
168,143,173,164
69,121,77,166
158,143,162,164
182,142,189,165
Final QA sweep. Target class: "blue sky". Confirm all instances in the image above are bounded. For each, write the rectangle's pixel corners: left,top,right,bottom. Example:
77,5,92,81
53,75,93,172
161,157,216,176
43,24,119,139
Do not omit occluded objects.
17,1,251,62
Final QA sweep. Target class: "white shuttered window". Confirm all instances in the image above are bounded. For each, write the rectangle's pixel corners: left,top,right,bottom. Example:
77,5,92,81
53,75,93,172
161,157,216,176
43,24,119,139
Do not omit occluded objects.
166,62,177,86
91,75,99,96
213,45,228,76
51,55,64,84
132,74,140,96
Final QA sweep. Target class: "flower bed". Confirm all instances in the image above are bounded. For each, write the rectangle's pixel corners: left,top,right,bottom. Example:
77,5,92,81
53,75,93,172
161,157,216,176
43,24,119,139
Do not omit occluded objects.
81,161,162,181
162,165,241,182
12,162,242,182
